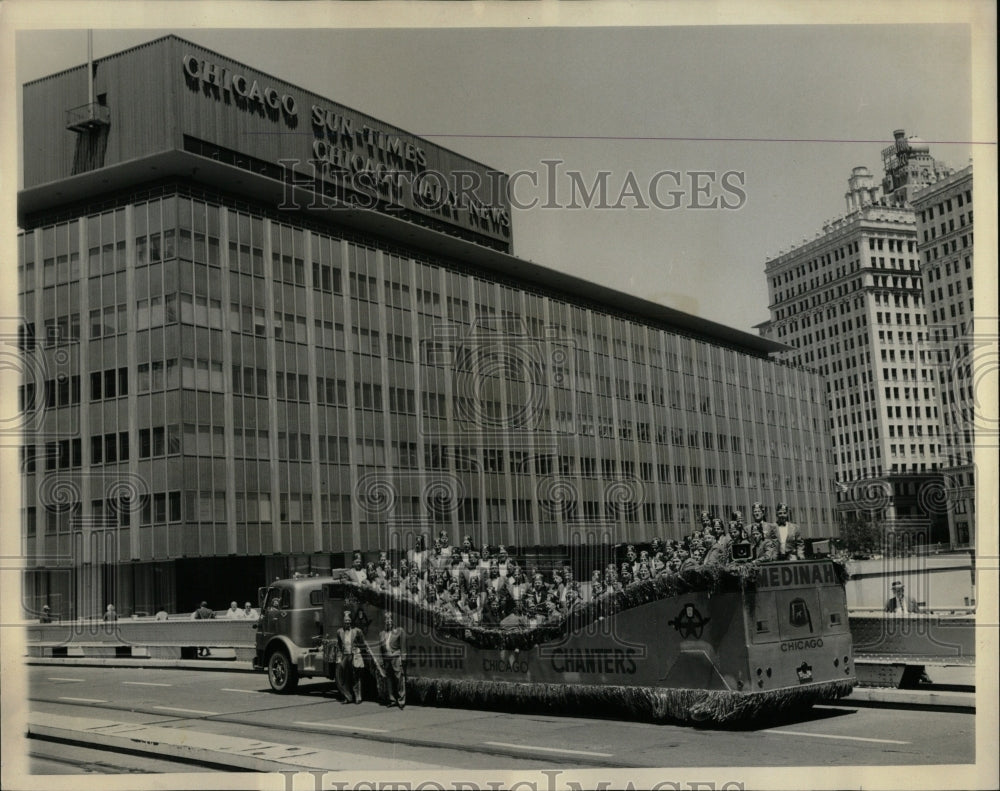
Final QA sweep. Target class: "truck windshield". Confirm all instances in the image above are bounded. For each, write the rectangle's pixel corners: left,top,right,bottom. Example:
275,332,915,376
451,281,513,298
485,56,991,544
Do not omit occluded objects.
261,588,283,610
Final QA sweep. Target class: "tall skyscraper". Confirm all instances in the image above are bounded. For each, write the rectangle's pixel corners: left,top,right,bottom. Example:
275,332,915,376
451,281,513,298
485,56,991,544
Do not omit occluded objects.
911,165,975,547
758,131,956,544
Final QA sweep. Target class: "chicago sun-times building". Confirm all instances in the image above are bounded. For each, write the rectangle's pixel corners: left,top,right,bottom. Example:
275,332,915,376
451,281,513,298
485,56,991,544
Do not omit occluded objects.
17,36,835,619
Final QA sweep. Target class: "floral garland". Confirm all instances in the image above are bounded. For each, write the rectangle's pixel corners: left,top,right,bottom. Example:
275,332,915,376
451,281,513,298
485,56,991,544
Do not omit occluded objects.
343,558,849,651
407,676,856,725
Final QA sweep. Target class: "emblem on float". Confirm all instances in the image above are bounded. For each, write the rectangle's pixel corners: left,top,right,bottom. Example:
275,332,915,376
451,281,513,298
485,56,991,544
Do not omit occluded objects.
668,603,711,640
788,598,813,632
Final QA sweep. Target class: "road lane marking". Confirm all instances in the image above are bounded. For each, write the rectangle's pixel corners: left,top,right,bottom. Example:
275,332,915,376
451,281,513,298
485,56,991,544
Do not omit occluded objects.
58,697,107,703
47,677,85,682
122,681,173,687
763,729,910,745
293,721,387,733
484,741,614,757
221,688,262,694
152,705,219,716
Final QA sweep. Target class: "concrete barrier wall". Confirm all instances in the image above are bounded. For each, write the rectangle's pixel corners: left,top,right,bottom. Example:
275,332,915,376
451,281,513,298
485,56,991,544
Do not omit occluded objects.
849,615,976,663
24,611,976,664
844,553,975,610
25,618,256,648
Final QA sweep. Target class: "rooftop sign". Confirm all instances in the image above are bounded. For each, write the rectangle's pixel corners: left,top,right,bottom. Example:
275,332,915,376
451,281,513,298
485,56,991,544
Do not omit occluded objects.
181,51,511,244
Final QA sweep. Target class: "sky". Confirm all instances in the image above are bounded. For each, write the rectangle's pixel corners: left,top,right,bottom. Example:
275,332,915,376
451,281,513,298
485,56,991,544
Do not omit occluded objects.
13,24,975,334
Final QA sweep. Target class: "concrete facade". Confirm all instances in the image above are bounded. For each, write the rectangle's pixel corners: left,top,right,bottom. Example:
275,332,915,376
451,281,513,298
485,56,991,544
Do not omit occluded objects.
911,165,975,548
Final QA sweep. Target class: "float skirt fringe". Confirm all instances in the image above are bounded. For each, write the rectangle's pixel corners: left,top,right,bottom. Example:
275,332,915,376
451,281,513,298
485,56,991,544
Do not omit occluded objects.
407,676,855,725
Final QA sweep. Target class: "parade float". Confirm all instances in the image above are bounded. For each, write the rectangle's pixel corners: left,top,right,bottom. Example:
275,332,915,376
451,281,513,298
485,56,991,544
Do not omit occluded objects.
254,558,855,725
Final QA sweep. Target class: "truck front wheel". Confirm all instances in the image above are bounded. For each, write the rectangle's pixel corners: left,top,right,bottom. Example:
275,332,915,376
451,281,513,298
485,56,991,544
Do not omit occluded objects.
267,648,299,693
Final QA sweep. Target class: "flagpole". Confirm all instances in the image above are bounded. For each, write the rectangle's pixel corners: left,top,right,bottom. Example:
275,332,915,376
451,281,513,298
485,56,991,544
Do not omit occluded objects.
87,29,94,114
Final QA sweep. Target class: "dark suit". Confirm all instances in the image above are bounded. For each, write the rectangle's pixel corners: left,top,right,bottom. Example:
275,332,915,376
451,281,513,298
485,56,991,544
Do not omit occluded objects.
885,594,919,614
335,625,366,702
379,625,406,706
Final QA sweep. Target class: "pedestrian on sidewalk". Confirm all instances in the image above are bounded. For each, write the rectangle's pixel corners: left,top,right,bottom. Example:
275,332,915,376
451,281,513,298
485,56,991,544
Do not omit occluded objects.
192,600,215,656
885,581,920,614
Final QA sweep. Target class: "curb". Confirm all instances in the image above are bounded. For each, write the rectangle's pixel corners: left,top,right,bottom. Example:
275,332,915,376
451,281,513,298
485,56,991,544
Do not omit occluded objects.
832,687,975,712
27,656,255,673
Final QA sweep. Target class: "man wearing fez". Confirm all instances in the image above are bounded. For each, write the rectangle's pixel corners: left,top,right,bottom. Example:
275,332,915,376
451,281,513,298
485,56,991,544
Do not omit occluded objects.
428,539,446,572
625,544,639,575
774,502,805,560
335,611,366,704
482,587,507,625
526,573,549,619
677,547,698,573
563,581,585,615
378,612,407,709
485,560,507,594
407,534,427,573
460,535,475,563
700,533,723,565
347,552,367,584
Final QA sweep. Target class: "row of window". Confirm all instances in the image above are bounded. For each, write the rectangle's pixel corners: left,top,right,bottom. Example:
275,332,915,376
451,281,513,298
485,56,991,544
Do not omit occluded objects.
23,490,181,534
919,188,971,223
25,488,833,534
929,301,971,323
18,375,82,412
22,440,80,472
925,256,972,283
135,358,225,393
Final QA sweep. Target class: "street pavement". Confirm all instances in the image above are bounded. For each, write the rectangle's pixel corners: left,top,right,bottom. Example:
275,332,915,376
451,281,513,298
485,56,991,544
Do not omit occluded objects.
22,664,976,771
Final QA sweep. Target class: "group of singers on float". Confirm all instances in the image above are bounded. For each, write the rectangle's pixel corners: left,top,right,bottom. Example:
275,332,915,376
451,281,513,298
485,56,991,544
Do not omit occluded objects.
346,502,805,627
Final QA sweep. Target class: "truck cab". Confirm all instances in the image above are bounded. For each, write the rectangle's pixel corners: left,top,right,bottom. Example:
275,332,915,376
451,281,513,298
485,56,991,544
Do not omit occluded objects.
253,576,330,692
